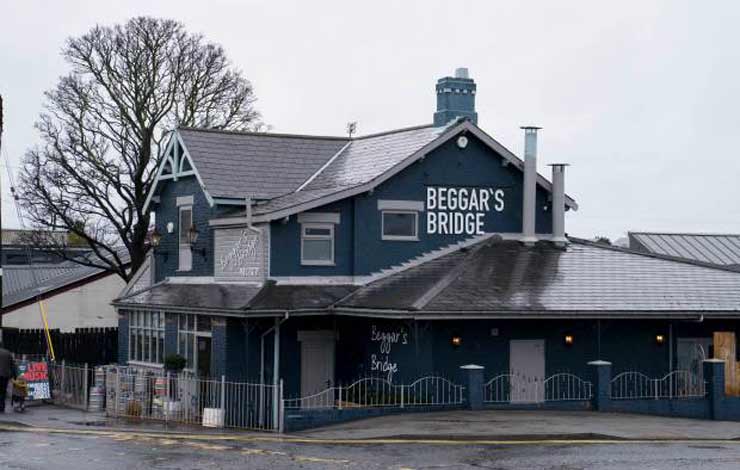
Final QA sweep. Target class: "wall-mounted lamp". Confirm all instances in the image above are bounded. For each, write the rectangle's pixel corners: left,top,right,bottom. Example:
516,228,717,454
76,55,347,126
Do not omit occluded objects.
564,334,574,346
187,225,206,258
149,228,168,262
451,335,462,348
655,334,665,346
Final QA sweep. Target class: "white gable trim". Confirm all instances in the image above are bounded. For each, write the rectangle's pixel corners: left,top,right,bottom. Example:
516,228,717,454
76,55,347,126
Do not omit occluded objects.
142,131,215,214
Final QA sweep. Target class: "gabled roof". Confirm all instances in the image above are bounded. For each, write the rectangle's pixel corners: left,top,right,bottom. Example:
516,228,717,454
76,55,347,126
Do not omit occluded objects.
629,232,740,271
336,238,740,316
193,119,577,225
177,127,349,201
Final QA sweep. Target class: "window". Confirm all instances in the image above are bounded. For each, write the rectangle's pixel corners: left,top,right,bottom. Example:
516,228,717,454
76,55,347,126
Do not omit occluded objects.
382,211,418,241
301,223,334,265
128,310,165,364
178,206,193,271
177,314,212,372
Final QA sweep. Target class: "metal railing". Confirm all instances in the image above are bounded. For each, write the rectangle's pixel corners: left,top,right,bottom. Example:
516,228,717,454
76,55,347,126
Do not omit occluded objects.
104,367,280,432
49,362,90,410
283,375,465,410
483,372,593,403
610,370,706,400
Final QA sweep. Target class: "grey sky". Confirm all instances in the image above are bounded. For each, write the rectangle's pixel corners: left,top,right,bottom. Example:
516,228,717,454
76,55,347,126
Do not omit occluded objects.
2,0,739,239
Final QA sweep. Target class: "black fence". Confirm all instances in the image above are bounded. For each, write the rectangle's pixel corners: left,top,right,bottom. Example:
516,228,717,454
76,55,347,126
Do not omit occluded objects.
2,327,117,365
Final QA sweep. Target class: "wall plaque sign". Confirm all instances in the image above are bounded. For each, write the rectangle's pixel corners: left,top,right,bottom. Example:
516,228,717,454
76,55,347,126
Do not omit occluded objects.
214,226,267,282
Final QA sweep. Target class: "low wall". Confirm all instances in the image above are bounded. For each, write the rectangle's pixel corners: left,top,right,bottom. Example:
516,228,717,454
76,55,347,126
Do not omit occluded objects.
606,398,709,420
284,405,464,432
484,401,591,412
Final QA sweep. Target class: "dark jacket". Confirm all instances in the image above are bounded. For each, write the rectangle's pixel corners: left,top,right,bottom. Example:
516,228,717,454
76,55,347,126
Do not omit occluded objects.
0,348,16,378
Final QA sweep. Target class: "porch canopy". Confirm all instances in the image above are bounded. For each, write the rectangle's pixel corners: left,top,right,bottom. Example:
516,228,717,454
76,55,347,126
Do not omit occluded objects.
114,238,740,320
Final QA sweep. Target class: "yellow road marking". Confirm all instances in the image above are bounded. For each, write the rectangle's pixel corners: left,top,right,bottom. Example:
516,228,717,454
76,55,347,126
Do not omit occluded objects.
0,423,738,447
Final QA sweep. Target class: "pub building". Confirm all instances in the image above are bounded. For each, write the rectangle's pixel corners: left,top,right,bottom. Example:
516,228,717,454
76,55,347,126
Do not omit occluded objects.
114,68,740,400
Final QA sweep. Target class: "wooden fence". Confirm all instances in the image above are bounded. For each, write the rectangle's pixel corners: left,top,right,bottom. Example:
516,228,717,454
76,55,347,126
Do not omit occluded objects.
2,327,117,365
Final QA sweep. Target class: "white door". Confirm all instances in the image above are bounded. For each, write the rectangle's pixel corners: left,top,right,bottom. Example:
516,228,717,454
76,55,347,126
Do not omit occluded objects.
509,340,545,403
298,331,336,397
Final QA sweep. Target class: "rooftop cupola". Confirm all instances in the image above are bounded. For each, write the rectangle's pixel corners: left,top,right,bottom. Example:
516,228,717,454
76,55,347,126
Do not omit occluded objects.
433,67,478,127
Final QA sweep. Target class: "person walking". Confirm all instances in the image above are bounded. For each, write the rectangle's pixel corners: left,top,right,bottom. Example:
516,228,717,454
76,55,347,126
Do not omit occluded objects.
0,344,16,412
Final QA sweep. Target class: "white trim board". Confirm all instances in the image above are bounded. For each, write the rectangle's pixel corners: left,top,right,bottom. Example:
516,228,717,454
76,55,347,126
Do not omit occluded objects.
143,131,215,213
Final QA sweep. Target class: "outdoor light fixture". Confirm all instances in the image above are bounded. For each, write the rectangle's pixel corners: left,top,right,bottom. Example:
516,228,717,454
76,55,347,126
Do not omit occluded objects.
149,228,167,262
564,334,574,346
451,335,462,347
187,225,206,257
655,334,665,345
150,228,162,248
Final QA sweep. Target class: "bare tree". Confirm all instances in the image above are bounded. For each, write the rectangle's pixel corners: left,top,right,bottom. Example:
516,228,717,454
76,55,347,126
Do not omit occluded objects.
17,17,261,281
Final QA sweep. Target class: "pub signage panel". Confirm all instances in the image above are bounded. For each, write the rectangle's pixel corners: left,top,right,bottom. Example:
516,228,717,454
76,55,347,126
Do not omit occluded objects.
426,186,505,236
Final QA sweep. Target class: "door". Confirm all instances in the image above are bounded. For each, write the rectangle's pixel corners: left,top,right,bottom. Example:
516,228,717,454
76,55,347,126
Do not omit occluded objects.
196,336,212,378
298,331,335,397
509,340,545,403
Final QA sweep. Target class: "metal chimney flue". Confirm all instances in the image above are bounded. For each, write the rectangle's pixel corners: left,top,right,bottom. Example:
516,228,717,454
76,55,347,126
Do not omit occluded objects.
549,163,569,246
521,126,540,245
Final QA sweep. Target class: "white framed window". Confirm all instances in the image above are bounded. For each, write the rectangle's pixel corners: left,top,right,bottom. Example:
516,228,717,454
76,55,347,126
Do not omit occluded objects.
301,223,334,265
382,211,419,241
128,310,165,365
177,314,212,373
178,205,193,271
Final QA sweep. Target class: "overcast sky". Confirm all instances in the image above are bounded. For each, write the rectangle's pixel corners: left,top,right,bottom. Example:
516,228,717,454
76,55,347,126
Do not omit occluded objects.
2,1,739,240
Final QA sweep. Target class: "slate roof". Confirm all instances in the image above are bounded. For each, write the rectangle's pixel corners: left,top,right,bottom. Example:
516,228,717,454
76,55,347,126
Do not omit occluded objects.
178,127,348,200
114,281,356,314
176,120,579,221
114,238,740,318
2,249,130,309
629,232,740,271
115,283,264,313
338,238,740,316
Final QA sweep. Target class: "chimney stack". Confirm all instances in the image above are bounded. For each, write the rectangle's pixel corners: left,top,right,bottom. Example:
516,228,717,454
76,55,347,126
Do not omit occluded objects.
548,164,568,246
434,68,477,126
521,126,540,245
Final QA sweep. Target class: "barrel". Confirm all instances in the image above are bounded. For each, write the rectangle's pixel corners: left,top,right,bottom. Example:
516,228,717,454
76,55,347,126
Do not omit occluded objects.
89,386,105,412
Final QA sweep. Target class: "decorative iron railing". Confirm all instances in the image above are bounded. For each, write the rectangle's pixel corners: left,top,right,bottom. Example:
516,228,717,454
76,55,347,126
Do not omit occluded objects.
610,370,706,400
483,372,593,403
282,375,465,410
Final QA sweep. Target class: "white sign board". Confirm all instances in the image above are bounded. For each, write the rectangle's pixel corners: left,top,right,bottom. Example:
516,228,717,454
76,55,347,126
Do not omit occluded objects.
214,226,268,282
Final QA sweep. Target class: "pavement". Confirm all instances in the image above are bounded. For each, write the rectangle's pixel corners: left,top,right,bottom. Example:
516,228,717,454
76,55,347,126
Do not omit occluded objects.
3,403,740,443
300,409,740,441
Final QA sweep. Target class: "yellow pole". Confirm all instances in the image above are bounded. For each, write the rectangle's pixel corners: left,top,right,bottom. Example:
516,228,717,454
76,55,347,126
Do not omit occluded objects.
38,300,56,362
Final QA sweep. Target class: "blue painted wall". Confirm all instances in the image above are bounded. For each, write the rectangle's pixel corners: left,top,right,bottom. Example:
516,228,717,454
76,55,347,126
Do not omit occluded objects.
152,175,214,282
270,133,554,277
270,199,355,277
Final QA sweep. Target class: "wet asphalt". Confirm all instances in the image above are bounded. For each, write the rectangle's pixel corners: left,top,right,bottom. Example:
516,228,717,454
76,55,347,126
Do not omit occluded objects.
0,429,739,469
